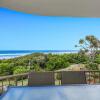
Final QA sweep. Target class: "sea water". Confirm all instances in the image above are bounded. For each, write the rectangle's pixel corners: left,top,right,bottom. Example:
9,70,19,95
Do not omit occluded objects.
0,50,78,59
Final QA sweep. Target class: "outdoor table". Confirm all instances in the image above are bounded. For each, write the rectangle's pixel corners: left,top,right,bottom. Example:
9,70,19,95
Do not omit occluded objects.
0,85,100,100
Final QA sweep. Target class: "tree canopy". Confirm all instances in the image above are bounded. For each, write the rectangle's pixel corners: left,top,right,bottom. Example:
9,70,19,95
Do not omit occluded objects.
75,35,100,62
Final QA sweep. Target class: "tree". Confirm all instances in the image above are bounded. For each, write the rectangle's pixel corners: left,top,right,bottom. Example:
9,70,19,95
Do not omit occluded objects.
75,35,100,63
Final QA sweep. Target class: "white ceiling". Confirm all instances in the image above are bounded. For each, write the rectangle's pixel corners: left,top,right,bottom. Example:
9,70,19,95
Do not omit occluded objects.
0,0,100,17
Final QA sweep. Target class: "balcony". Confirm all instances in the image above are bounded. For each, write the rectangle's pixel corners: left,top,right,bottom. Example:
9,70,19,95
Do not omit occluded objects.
0,71,100,94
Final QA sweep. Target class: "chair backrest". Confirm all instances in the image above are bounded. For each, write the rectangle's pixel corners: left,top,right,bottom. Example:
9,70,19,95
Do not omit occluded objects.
61,71,86,85
28,71,55,86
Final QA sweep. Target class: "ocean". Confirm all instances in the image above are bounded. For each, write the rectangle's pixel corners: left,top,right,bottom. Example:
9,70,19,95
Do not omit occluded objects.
0,50,78,60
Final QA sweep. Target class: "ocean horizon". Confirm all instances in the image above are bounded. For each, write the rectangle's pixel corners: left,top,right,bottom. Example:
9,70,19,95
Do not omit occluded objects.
0,50,78,60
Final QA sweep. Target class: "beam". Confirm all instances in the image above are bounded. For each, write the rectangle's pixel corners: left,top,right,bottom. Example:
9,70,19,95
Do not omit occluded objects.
0,0,100,17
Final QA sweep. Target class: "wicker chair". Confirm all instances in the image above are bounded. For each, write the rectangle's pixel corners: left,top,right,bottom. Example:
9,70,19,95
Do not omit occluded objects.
28,71,55,86
61,71,86,85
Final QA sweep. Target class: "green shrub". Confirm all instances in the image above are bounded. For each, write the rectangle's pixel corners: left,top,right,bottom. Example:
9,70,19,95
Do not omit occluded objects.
86,63,98,70
13,66,30,74
0,63,13,76
65,53,88,64
55,73,61,80
95,54,100,64
46,55,70,71
1,52,100,76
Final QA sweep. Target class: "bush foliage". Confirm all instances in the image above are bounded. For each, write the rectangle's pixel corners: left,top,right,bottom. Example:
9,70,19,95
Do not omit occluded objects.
0,53,99,76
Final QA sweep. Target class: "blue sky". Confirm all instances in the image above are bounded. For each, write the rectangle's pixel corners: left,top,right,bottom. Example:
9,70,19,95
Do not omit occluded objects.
0,8,100,50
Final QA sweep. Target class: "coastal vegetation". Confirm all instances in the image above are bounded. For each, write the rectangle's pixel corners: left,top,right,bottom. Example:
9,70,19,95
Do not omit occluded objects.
0,35,100,76
0,52,99,76
75,35,100,70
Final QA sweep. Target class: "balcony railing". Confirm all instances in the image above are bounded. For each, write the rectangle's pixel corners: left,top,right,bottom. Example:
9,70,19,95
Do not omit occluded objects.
0,73,29,94
0,71,100,94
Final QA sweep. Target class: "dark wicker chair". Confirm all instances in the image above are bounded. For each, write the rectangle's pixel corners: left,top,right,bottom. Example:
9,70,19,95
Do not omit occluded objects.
28,71,55,86
61,71,86,85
